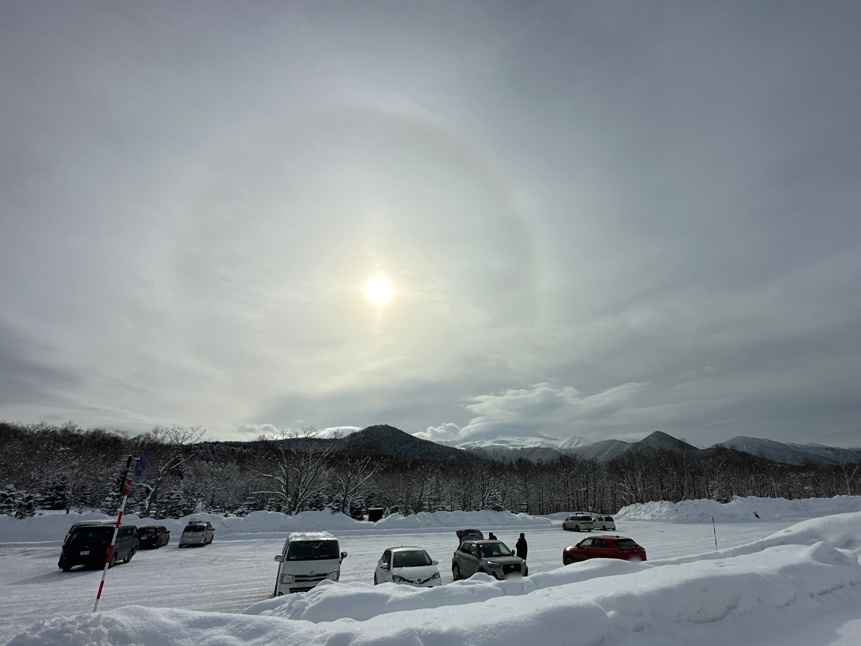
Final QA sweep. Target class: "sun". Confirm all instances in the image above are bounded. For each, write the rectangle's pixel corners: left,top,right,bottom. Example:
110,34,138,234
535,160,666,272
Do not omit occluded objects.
364,275,394,305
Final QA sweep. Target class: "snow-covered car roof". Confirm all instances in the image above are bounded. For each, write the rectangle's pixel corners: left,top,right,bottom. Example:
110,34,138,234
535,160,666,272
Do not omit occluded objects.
287,531,337,542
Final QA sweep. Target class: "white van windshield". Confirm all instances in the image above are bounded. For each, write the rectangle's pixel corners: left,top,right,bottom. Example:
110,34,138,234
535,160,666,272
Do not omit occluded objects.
286,540,339,560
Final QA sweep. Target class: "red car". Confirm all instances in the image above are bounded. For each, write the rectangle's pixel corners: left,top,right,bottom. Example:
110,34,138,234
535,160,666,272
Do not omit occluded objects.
563,535,647,565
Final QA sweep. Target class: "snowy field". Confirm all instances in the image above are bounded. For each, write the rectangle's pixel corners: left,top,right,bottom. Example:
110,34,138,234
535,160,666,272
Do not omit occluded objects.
1,496,861,645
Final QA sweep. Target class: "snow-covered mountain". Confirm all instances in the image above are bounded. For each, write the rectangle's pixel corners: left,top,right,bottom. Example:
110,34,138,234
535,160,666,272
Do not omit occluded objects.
718,436,861,466
439,429,860,466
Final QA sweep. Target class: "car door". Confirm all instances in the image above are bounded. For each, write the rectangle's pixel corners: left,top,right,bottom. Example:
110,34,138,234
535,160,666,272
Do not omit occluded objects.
464,543,483,577
590,537,614,558
575,537,595,561
376,549,392,584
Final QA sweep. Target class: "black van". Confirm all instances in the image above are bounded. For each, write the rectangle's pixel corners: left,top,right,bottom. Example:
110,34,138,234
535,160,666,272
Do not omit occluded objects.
58,523,139,571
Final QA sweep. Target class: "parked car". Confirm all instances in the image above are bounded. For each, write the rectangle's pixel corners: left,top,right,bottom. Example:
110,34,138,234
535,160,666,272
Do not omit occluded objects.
138,525,171,549
374,546,441,587
563,535,647,565
562,514,594,532
178,520,214,547
456,528,484,544
58,523,139,571
451,534,528,581
592,515,616,531
273,531,347,595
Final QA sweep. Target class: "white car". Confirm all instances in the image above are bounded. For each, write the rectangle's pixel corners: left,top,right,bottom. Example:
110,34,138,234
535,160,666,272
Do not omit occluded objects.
374,546,441,587
274,531,346,595
593,515,616,531
562,514,594,532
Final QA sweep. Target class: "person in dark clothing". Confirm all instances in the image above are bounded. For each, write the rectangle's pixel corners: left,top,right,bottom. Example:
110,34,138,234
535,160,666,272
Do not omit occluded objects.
488,532,497,540
515,533,527,560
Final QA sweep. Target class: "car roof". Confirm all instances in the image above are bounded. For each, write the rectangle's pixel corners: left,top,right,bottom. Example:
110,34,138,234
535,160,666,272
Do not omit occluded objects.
288,531,337,542
389,546,428,552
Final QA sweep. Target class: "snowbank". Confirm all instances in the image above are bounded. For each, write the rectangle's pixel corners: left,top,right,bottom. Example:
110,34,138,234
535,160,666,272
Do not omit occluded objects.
6,502,861,646
616,495,861,523
0,509,550,546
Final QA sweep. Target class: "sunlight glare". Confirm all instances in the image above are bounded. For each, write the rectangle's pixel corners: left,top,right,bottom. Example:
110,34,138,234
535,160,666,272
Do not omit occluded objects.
364,275,394,305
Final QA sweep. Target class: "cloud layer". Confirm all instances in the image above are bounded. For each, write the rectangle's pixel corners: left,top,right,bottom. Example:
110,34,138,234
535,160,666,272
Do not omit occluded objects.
1,1,859,448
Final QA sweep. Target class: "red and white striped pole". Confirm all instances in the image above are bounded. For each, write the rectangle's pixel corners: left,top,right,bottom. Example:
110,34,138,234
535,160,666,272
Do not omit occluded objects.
93,456,137,612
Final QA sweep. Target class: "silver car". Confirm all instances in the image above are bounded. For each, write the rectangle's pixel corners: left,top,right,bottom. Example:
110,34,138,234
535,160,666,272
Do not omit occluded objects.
562,514,594,532
451,538,527,581
374,546,441,587
178,520,214,547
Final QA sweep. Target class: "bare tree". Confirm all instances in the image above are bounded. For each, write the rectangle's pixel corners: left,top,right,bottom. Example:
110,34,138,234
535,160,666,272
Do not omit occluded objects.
131,425,206,518
330,453,378,516
247,427,336,515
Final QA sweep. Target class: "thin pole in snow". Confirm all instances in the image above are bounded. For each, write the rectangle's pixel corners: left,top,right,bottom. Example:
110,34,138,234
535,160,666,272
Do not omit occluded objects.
93,456,137,612
712,516,718,551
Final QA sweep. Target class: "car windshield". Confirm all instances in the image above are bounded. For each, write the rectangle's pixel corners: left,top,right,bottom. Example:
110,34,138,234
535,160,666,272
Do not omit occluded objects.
286,540,339,560
141,528,157,534
479,542,512,557
392,550,432,568
67,527,112,545
184,526,204,533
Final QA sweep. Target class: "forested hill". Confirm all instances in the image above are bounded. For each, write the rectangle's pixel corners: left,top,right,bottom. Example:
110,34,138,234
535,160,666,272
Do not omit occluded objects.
338,424,473,461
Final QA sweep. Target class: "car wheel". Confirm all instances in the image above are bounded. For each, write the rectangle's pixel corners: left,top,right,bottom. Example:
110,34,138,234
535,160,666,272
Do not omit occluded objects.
452,564,461,581
563,555,573,565
108,553,118,568
61,564,72,572
124,549,135,563
574,525,581,532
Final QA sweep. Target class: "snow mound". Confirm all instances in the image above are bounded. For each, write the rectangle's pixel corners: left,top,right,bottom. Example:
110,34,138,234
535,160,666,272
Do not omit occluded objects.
616,495,861,523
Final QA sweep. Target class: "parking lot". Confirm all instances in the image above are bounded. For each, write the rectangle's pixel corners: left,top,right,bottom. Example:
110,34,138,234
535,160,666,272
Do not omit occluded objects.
0,518,795,644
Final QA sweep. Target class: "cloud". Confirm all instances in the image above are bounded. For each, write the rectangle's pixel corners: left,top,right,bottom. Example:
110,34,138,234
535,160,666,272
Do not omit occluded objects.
415,382,649,444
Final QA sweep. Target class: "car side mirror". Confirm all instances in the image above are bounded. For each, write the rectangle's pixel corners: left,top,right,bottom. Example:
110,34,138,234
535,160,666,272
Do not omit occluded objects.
274,554,284,562
340,551,348,560
380,562,389,569
432,560,438,565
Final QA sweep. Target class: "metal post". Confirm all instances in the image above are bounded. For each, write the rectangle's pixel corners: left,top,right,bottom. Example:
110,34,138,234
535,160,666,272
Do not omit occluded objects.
93,456,137,612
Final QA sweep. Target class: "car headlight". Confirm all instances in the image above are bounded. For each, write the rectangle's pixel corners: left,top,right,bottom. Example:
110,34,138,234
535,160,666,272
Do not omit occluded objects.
392,574,404,583
486,561,501,568
280,574,295,584
327,571,339,581
430,571,441,580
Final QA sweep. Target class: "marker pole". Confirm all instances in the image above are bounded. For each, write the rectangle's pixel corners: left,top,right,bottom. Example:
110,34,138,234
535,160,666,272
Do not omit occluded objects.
93,456,137,612
712,516,719,551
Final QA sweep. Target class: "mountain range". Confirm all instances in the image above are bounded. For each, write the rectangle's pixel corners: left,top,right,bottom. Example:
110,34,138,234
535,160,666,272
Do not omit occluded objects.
436,429,861,466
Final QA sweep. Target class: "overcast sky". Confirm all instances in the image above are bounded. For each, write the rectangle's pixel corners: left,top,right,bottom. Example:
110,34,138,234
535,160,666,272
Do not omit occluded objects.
1,1,859,449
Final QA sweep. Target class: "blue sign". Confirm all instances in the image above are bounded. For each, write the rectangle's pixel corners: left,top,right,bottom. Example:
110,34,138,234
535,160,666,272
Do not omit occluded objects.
134,457,149,476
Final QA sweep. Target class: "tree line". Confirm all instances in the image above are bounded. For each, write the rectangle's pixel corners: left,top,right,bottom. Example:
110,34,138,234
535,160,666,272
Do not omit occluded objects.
1,421,858,519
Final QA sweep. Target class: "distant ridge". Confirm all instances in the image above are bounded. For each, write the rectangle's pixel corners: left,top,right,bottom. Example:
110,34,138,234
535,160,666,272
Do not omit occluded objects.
437,427,860,466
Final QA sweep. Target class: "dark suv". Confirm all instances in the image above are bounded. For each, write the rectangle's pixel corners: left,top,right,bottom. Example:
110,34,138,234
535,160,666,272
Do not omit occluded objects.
451,532,527,581
59,523,139,571
138,525,171,549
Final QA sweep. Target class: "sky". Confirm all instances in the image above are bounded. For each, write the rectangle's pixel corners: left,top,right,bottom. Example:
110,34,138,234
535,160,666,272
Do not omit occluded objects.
3,500,861,645
1,1,860,448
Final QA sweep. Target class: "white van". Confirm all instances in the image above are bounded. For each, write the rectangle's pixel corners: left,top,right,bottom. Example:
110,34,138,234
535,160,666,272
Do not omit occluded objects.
273,531,347,595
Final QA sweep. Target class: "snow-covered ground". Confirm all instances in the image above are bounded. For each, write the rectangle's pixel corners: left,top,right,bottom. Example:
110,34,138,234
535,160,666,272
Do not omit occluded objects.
2,497,861,645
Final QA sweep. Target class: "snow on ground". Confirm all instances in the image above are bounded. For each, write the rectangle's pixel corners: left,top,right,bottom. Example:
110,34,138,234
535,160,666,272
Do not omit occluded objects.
1,497,860,645
616,494,861,523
